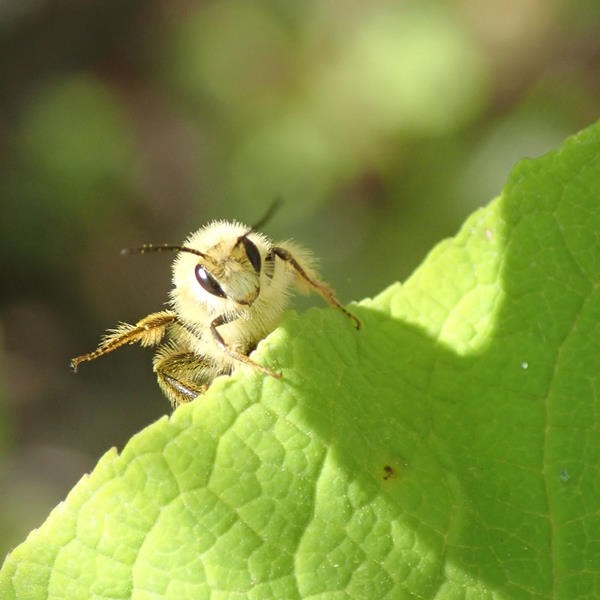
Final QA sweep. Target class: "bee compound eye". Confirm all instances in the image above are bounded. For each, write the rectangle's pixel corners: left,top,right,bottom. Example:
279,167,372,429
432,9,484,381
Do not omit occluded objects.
195,264,227,298
241,237,261,273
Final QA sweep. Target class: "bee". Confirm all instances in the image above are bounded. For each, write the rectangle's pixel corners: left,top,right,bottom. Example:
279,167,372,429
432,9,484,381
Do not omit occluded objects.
71,203,361,407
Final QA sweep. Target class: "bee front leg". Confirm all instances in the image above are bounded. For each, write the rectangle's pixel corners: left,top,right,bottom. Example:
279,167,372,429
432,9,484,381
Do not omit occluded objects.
71,311,178,370
272,246,361,329
210,314,282,378
153,346,219,406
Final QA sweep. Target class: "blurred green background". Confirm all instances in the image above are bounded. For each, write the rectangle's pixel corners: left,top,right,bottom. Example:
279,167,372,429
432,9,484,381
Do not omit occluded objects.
1,0,599,559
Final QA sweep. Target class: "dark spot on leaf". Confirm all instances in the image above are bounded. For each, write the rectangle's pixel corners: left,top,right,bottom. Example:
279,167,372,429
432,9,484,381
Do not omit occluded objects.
382,465,395,481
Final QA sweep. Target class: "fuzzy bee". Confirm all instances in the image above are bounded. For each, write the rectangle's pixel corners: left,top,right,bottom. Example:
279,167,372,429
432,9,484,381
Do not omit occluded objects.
71,205,361,406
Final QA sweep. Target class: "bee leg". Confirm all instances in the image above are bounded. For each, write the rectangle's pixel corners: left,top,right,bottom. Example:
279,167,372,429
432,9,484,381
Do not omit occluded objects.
71,311,178,371
210,315,282,378
272,246,361,329
153,346,217,406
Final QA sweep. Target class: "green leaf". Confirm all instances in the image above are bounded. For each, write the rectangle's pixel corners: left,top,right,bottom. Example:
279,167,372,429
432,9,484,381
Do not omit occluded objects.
2,119,600,599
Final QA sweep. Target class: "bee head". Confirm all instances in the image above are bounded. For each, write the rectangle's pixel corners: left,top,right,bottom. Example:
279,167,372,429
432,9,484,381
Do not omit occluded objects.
191,231,264,306
123,233,266,308
123,201,281,315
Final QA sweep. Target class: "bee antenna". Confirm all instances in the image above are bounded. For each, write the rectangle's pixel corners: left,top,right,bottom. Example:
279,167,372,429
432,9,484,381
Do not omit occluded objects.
249,198,283,232
121,244,209,259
